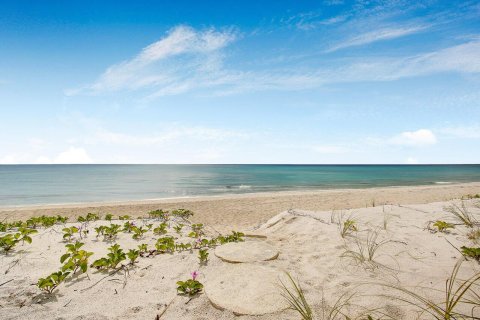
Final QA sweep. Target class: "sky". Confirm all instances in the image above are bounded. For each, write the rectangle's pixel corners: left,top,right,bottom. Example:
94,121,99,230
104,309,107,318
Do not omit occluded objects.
1,0,479,164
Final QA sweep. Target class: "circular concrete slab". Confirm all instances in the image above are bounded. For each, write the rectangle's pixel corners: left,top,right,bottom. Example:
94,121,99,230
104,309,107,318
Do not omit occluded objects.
205,264,289,315
215,241,279,263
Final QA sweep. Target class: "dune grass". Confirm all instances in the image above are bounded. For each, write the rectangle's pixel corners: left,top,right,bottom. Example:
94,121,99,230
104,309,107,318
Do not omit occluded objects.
341,229,394,268
444,202,478,228
380,259,480,319
467,229,480,244
281,259,480,320
280,273,313,320
331,211,358,238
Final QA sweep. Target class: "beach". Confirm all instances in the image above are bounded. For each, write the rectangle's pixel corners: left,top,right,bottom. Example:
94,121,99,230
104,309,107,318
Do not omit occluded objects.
1,183,480,319
1,182,480,232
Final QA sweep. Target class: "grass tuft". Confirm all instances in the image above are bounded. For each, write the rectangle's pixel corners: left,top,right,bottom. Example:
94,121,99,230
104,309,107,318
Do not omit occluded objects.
332,211,358,238
380,259,480,319
280,273,313,320
341,229,395,269
444,202,478,228
467,229,480,244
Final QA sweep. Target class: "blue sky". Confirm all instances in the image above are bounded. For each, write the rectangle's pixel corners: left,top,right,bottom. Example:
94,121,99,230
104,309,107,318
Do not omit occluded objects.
1,0,479,164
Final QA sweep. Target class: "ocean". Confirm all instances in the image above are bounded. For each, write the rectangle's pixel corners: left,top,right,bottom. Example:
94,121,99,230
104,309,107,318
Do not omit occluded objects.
0,164,479,206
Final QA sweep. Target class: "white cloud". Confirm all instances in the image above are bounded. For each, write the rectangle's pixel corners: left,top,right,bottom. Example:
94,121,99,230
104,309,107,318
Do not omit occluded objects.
70,22,480,99
326,25,428,52
312,145,350,154
35,156,52,164
390,129,437,147
0,147,92,164
70,25,236,96
0,154,22,164
406,157,419,164
329,40,480,83
213,40,480,95
53,147,92,164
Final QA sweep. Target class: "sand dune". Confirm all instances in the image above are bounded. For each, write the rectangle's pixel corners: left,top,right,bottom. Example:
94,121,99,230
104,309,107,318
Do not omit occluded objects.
1,185,480,319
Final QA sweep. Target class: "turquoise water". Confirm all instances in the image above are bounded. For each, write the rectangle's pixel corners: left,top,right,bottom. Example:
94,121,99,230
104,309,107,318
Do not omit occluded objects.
0,165,479,206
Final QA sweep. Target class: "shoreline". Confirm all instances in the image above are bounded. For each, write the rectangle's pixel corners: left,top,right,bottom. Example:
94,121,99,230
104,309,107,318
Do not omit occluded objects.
1,182,480,231
1,181,480,210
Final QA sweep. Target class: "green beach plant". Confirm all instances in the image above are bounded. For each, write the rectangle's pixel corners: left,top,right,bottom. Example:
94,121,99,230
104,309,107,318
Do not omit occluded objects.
127,249,140,265
24,215,67,229
175,242,192,251
217,231,245,244
103,224,121,240
177,271,203,296
123,221,135,233
37,271,70,294
95,225,105,237
433,221,455,233
173,223,184,234
198,248,209,264
193,238,210,249
155,236,175,253
332,211,358,238
60,241,94,274
91,244,126,270
340,219,358,238
77,213,100,222
148,209,169,220
0,234,18,252
172,208,194,220
138,243,148,254
118,215,131,220
462,194,480,200
62,226,79,242
16,227,37,244
131,225,148,240
153,222,168,235
460,246,480,262
188,223,204,238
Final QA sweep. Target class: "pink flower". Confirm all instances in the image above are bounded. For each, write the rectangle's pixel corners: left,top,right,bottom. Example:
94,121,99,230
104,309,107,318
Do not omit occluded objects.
191,271,199,280
196,238,201,243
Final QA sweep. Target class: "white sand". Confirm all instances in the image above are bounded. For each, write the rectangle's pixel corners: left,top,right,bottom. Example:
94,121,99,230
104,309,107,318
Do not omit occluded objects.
1,182,480,233
0,186,480,319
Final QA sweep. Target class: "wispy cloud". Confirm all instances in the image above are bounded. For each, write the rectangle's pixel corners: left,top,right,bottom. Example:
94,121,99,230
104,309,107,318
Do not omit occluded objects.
71,21,480,99
213,39,480,95
67,25,237,96
89,126,250,146
406,157,419,164
0,147,93,165
311,145,350,154
325,25,429,52
440,124,480,139
285,12,350,30
389,129,437,147
51,147,92,164
366,129,437,148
